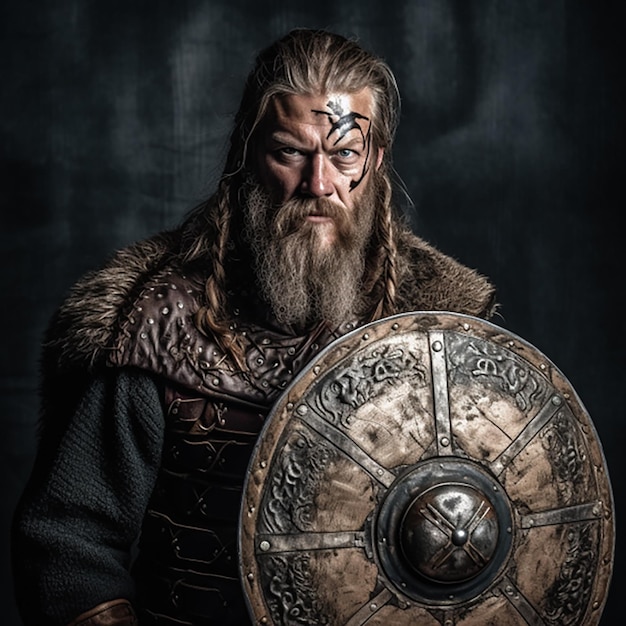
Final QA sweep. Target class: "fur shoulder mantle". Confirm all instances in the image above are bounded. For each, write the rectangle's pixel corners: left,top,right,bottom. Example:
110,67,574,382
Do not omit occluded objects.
42,231,180,373
43,228,497,373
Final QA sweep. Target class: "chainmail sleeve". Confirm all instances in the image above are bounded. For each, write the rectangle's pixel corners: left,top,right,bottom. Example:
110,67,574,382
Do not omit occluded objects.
11,368,165,625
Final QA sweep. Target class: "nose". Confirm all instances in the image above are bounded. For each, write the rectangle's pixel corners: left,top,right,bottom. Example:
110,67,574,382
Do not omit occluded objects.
301,153,333,197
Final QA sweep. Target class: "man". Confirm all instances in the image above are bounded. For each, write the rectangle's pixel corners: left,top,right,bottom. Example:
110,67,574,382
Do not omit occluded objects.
12,29,496,625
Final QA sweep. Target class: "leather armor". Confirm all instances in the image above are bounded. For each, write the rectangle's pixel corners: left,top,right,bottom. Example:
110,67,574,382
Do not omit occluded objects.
109,267,356,624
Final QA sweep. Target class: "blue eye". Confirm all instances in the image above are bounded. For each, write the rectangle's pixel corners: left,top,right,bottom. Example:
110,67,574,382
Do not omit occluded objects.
337,149,355,158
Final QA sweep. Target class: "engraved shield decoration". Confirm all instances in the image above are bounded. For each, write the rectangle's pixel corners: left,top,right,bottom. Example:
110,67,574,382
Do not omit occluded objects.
239,312,614,625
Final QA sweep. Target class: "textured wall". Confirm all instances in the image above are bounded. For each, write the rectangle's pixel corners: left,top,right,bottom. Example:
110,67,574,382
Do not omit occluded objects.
2,1,623,624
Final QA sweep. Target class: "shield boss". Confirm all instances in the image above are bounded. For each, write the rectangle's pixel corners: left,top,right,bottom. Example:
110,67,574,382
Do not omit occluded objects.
239,312,614,625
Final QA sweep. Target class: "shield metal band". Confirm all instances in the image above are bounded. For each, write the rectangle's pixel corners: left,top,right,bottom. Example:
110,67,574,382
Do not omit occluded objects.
239,312,614,625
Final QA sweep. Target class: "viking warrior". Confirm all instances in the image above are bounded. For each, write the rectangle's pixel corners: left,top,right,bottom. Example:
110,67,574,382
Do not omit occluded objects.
12,29,497,625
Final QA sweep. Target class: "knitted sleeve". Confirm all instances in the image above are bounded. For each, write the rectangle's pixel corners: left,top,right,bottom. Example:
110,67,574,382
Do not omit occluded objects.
11,368,165,625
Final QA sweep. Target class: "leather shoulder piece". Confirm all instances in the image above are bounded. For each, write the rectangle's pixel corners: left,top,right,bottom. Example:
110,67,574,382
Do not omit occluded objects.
43,230,179,372
108,267,228,393
108,268,269,406
109,271,351,407
395,231,498,319
68,599,136,626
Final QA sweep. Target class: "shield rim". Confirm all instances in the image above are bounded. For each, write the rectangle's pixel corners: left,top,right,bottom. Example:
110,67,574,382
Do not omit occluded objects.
238,311,615,625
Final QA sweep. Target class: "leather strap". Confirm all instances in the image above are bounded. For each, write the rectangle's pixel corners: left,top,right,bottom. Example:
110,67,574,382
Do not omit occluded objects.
68,599,137,626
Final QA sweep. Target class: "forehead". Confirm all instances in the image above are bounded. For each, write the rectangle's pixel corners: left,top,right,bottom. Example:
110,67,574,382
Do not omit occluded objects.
263,90,375,132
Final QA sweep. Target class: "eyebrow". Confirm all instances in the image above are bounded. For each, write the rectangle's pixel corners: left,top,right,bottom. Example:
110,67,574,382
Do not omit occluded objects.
267,132,365,150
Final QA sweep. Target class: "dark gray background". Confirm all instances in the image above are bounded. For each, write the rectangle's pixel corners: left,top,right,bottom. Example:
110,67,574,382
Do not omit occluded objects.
2,1,623,624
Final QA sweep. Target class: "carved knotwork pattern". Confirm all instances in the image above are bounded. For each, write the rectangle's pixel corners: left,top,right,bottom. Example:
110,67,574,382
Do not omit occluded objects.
544,523,597,626
540,411,585,505
447,334,550,412
264,554,330,625
314,344,426,427
260,430,336,534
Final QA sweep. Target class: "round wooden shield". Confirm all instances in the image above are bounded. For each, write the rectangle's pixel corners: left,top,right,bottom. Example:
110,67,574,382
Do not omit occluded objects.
239,312,614,625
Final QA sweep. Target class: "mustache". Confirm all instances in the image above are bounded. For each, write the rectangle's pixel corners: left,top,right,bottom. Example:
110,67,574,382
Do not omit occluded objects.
272,197,350,237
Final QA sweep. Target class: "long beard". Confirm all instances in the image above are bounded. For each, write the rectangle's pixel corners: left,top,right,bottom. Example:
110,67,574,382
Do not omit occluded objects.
243,179,377,329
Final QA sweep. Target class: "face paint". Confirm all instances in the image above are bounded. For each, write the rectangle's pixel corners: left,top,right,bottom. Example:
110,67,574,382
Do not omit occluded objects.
255,90,379,214
312,100,373,190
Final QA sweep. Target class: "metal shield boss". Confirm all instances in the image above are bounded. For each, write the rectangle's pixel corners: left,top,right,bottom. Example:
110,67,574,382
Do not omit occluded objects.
239,312,614,625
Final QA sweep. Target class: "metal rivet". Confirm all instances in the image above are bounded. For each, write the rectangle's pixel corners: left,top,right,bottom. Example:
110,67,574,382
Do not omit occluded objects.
297,405,308,415
551,395,562,406
440,437,450,447
177,301,184,309
147,318,155,325
259,541,271,551
432,340,443,352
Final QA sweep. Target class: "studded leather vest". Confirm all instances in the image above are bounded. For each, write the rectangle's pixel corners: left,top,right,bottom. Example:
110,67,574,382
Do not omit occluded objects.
108,267,357,625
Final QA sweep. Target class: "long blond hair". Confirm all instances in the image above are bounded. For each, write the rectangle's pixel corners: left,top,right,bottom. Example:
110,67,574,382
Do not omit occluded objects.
182,29,403,361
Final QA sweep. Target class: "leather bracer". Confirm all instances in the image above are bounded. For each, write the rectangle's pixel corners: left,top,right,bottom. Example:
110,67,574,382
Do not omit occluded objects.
68,600,137,626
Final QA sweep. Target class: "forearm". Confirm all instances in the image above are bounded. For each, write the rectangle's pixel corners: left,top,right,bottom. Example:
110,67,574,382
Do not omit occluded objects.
12,369,164,625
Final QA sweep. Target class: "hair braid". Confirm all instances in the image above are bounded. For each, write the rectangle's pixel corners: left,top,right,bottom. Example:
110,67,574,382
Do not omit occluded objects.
191,179,246,368
369,169,398,321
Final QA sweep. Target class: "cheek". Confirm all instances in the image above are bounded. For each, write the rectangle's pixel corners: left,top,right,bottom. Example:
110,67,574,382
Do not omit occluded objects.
257,160,299,202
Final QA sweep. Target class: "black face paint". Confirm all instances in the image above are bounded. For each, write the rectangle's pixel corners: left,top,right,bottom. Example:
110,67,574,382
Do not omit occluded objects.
312,100,373,191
